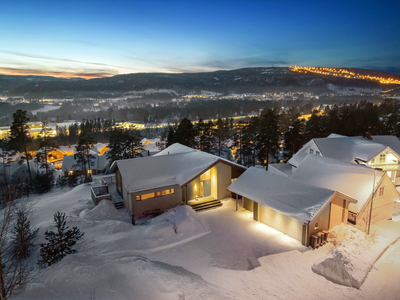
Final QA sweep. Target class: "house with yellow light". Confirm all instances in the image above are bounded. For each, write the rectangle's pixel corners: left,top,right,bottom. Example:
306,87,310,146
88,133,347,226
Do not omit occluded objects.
62,153,109,177
292,155,398,230
110,143,246,218
227,167,357,246
289,135,400,185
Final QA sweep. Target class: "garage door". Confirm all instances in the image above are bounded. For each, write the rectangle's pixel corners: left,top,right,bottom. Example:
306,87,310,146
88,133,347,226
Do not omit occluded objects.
260,204,304,242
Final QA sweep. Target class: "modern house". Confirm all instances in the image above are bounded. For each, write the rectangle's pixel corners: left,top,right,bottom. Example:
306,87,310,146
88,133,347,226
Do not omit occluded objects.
227,167,357,246
292,155,398,229
110,143,246,217
288,136,400,185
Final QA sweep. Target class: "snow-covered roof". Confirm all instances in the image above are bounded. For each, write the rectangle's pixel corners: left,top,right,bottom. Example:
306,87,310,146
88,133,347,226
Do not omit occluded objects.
142,138,160,155
112,143,245,193
327,133,349,138
369,135,400,155
91,142,108,154
289,137,387,167
268,163,293,177
62,154,109,172
155,143,194,156
227,167,336,223
59,145,96,155
292,155,384,213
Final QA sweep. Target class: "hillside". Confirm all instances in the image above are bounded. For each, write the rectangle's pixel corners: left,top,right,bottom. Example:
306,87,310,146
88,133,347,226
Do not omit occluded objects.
2,67,399,100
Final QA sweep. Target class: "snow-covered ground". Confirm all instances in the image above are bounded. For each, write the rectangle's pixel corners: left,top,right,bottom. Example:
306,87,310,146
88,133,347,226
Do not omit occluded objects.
12,176,400,300
31,105,60,115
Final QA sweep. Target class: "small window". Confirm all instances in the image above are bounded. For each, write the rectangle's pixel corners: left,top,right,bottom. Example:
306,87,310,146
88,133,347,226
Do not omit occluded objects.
314,222,319,230
136,195,140,201
140,193,155,200
370,158,375,164
310,149,314,154
156,191,161,197
68,171,74,175
170,188,175,194
379,187,384,197
396,171,400,178
316,151,320,156
380,154,386,163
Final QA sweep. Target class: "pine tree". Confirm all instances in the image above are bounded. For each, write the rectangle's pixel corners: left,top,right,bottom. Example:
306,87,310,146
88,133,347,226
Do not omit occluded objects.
11,209,38,261
38,212,84,268
8,110,32,185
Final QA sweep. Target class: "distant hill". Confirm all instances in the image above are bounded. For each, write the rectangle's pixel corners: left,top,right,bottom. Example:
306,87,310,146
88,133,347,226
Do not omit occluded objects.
1,67,399,99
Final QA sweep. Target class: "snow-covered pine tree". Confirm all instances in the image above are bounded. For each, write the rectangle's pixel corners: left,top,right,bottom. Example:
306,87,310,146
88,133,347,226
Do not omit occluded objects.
11,208,38,261
38,212,84,268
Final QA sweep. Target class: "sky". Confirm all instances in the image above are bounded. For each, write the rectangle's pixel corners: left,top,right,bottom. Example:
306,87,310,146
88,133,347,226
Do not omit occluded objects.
1,0,399,79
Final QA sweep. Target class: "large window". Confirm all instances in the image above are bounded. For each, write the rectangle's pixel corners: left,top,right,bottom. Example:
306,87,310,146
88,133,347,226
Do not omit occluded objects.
136,188,175,201
139,193,155,200
200,170,211,180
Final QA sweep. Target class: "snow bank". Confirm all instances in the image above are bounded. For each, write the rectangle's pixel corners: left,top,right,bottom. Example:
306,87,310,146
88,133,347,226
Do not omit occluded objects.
312,225,379,288
79,200,127,221
141,205,210,251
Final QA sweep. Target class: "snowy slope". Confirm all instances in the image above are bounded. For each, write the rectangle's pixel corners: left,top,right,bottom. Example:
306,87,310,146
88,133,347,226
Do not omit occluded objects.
10,176,400,300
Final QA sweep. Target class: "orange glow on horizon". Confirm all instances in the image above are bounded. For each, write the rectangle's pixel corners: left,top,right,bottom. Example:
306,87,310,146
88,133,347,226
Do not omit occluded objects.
0,68,117,79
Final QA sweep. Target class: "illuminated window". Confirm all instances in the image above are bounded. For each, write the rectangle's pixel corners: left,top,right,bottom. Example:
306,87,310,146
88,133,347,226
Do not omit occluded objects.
140,193,155,200
379,187,384,197
87,170,92,175
379,154,386,163
161,189,170,196
68,171,73,175
170,188,175,194
200,170,211,180
157,191,161,197
310,149,314,154
136,195,140,201
314,222,319,230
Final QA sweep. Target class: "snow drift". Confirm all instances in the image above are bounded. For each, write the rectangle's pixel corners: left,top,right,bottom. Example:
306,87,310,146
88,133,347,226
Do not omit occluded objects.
312,225,378,288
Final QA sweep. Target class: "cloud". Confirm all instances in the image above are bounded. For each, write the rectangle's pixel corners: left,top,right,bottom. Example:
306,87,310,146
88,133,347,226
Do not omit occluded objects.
0,50,120,68
0,67,117,79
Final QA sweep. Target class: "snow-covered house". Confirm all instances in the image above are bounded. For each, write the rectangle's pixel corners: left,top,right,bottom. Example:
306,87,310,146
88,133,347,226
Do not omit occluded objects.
140,138,161,157
288,136,400,185
227,167,357,246
292,155,399,229
110,143,246,218
62,154,109,176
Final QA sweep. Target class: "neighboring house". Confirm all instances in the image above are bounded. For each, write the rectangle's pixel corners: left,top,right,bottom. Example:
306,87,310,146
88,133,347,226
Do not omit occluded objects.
288,136,400,185
110,143,246,218
227,167,357,246
62,154,109,176
140,138,161,156
291,155,399,230
91,142,109,156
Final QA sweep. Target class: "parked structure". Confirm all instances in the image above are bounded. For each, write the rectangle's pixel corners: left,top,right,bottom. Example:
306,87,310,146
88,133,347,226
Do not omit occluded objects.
227,167,357,246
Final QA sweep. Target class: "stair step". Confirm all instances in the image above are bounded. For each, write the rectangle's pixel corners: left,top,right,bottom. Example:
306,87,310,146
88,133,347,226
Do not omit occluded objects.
113,202,125,209
193,202,223,212
195,203,223,212
189,200,221,209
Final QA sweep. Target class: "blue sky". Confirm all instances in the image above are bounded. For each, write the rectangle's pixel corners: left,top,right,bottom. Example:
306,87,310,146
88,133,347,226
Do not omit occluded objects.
1,0,399,78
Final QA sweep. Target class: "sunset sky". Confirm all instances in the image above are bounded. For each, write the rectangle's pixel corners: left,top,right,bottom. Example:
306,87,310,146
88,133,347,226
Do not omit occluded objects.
1,0,399,79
